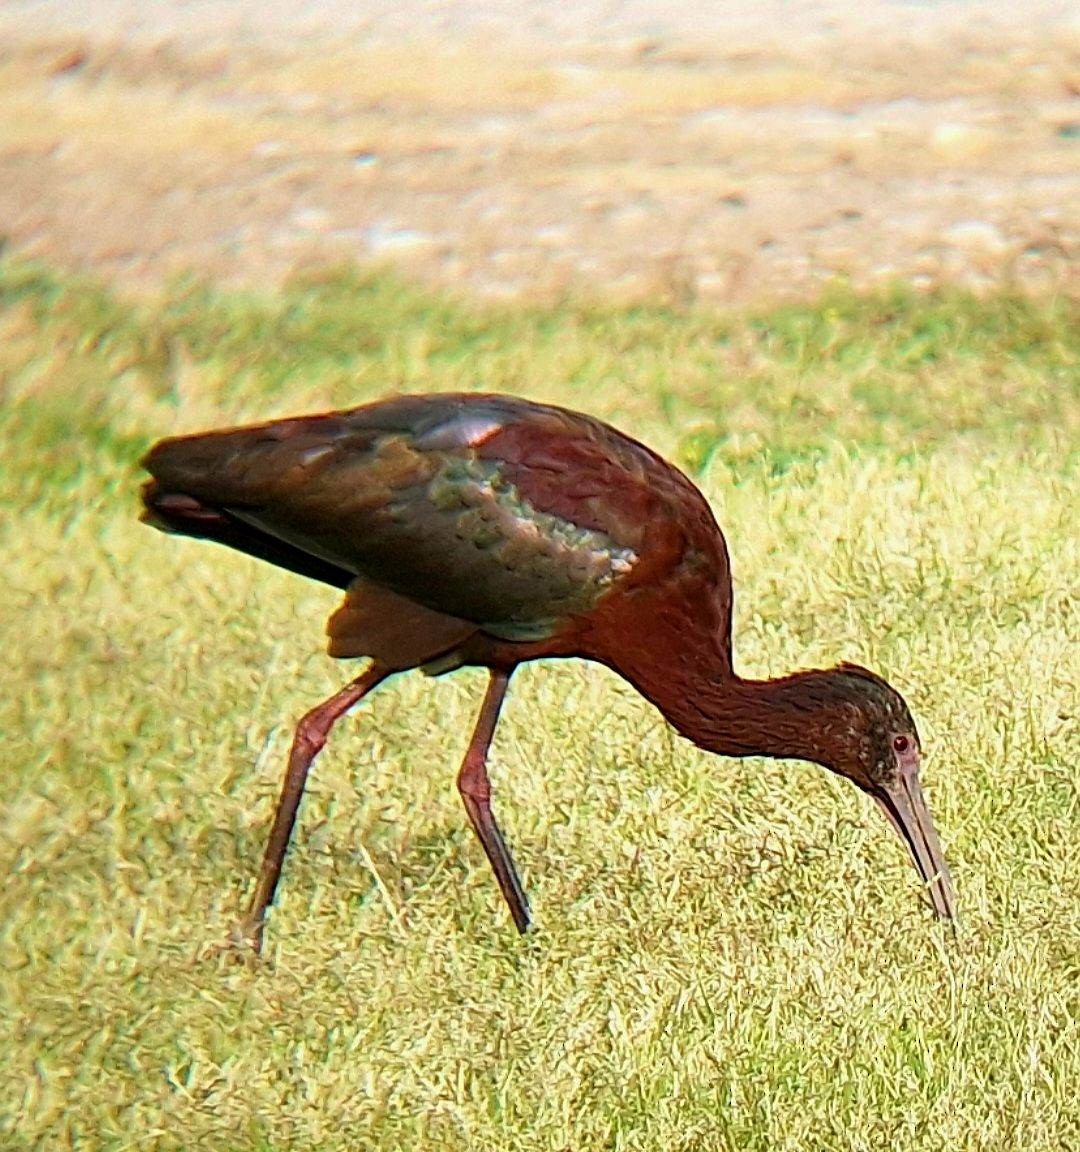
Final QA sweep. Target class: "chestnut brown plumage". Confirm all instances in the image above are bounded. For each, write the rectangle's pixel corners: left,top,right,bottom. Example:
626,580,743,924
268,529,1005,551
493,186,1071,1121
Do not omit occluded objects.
140,392,956,947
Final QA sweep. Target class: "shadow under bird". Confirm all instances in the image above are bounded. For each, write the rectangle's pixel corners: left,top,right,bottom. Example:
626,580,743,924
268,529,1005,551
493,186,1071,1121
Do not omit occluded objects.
140,392,956,947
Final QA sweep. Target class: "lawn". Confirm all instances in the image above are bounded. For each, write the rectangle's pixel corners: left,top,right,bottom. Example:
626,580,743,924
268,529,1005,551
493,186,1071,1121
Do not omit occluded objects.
0,261,1077,1150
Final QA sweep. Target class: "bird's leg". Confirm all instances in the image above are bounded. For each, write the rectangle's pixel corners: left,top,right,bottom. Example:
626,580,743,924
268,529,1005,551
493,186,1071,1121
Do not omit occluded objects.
457,669,531,934
235,662,390,952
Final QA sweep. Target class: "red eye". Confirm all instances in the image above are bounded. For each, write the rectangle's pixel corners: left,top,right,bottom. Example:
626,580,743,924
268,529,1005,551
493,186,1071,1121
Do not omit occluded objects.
892,735,910,753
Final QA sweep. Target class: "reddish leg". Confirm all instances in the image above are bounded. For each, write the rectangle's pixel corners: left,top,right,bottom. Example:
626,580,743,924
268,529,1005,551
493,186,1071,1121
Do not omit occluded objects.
236,663,390,951
458,669,531,934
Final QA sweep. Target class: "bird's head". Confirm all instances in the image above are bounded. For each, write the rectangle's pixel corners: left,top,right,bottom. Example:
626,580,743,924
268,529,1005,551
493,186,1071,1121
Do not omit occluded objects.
807,663,957,920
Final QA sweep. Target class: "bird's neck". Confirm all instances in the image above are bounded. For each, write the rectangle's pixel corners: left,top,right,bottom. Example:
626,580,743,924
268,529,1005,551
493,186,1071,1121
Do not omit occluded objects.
646,669,840,767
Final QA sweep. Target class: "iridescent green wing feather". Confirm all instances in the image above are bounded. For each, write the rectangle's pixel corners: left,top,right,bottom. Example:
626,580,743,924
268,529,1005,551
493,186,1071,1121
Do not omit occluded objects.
142,394,644,641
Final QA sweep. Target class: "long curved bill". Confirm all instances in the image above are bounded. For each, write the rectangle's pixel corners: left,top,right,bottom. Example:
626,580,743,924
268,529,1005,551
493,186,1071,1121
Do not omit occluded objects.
873,767,957,920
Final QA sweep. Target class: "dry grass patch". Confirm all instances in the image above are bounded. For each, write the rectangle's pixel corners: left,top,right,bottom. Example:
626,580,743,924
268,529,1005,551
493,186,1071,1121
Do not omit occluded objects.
0,263,1077,1149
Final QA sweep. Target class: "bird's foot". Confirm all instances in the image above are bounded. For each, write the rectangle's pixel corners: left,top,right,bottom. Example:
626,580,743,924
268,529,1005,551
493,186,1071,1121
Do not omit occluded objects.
228,916,266,957
191,919,265,969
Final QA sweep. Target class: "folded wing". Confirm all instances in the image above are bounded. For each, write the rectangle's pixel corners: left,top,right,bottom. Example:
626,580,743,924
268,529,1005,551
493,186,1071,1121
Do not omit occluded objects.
141,394,646,645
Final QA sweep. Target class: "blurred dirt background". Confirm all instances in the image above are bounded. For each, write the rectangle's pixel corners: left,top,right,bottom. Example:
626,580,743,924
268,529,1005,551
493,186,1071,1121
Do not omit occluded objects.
1,1,1077,302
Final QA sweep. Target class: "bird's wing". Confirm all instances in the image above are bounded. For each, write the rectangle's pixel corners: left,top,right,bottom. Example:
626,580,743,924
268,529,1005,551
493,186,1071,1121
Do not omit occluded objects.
141,394,699,641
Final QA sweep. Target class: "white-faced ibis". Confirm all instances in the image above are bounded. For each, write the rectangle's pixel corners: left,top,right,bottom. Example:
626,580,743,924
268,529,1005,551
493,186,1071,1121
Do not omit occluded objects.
140,392,956,947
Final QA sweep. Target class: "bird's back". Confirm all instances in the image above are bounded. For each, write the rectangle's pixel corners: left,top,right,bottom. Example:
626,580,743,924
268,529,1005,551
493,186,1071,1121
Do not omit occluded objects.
141,393,730,671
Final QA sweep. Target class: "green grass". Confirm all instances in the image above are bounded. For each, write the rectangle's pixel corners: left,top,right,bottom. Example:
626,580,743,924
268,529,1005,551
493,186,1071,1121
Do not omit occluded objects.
1,260,1077,1150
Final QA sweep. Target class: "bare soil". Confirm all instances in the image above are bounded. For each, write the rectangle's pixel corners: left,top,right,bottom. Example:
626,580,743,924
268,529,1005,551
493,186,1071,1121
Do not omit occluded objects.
0,2,1077,302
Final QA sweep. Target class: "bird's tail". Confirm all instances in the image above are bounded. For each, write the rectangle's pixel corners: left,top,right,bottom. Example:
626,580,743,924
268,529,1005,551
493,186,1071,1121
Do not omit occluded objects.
140,413,352,505
139,415,363,588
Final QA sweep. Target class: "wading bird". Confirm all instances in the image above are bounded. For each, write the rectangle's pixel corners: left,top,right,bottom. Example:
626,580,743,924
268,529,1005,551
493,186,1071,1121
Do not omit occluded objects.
141,392,956,948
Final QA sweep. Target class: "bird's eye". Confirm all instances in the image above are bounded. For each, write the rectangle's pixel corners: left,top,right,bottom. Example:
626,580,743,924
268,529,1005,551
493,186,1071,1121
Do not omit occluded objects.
892,734,910,753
